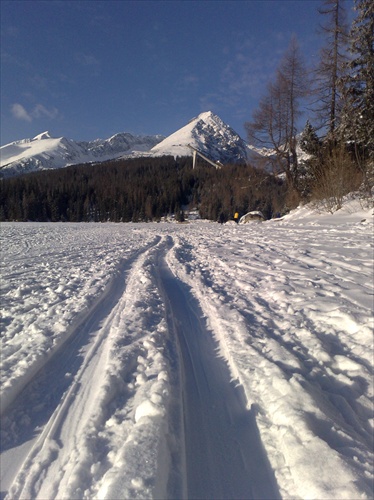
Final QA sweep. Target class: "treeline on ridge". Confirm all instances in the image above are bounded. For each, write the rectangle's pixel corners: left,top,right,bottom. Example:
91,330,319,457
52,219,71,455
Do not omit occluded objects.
0,156,287,222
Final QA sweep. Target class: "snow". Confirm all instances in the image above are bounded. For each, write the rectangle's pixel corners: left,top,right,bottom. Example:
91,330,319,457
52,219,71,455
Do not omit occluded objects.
150,111,219,157
0,111,250,177
0,135,67,166
150,111,250,162
1,200,373,499
0,132,163,177
32,131,53,141
239,210,265,223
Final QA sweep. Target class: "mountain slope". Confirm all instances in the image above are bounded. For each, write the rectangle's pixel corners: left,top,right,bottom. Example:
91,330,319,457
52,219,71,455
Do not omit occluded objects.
149,111,250,164
0,111,253,178
0,132,164,178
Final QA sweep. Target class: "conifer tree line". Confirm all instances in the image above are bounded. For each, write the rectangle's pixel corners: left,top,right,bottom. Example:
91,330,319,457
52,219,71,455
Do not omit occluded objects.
0,156,286,222
245,0,373,211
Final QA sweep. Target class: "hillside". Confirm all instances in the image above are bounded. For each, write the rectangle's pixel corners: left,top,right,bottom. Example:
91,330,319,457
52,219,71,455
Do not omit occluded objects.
0,156,286,223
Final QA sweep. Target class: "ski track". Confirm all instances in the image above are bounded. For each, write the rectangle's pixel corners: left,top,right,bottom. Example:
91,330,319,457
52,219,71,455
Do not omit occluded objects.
159,246,280,499
166,223,373,499
1,214,373,500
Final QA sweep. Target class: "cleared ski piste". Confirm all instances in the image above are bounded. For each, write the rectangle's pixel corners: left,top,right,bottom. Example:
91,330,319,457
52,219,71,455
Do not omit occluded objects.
1,200,373,500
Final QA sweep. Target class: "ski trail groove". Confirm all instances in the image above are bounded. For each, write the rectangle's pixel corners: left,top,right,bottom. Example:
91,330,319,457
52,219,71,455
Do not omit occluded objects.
158,239,281,500
2,241,161,500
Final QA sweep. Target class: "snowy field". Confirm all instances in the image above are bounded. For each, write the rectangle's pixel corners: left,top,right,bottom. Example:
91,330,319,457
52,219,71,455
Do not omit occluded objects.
1,201,373,500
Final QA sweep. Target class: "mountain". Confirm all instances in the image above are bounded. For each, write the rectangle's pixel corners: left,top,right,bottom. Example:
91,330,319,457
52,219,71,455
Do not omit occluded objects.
148,111,251,163
0,111,254,178
0,132,164,178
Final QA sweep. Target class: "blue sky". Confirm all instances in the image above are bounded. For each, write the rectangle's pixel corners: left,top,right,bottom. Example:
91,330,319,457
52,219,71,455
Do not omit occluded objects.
1,0,354,146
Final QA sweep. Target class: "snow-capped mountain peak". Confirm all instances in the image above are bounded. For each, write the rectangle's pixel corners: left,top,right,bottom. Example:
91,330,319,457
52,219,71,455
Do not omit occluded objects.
150,111,250,164
0,131,164,177
1,111,252,177
33,131,52,141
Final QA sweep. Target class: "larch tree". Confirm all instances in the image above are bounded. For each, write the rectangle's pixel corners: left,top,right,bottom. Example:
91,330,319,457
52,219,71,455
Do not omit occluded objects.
314,0,349,138
245,36,308,194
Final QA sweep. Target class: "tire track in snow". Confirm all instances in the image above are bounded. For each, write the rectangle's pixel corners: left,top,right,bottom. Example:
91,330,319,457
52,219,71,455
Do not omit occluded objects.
158,237,281,500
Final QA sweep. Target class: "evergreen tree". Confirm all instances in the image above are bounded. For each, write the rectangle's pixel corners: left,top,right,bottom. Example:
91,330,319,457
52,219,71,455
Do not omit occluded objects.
299,121,324,197
300,120,322,157
0,157,288,222
340,0,374,171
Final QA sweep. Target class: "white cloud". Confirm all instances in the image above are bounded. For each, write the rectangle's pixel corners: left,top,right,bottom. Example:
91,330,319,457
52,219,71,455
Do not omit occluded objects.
11,103,32,122
32,104,59,120
11,103,59,122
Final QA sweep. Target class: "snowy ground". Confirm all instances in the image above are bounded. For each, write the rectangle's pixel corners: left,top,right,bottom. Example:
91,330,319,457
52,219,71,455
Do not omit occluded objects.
1,201,373,500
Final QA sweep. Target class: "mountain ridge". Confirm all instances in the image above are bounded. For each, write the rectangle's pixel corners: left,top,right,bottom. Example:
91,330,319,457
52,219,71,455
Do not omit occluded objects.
0,112,256,178
149,111,251,164
0,131,165,178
